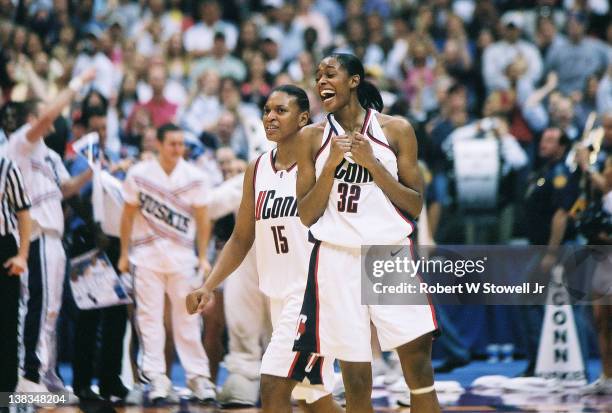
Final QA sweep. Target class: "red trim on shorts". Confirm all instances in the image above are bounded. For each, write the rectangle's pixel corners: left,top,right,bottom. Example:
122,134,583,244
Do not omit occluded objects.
408,239,438,330
314,242,321,353
287,351,301,378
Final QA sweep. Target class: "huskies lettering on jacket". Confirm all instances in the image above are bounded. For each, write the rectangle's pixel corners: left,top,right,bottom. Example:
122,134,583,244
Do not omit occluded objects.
334,160,373,184
139,192,190,233
256,190,299,220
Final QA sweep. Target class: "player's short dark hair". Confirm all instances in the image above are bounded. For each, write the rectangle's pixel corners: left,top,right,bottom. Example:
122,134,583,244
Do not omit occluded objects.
157,123,182,142
270,84,310,113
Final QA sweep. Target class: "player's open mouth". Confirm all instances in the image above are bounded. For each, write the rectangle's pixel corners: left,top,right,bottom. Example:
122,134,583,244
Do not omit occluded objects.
265,125,279,131
320,89,336,103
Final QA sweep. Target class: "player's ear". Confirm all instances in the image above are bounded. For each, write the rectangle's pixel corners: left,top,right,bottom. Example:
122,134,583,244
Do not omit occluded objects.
349,74,360,90
298,111,309,128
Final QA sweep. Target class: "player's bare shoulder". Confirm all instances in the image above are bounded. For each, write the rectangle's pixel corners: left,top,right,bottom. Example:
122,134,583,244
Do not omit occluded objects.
375,113,416,151
376,113,414,135
299,120,326,159
300,120,326,141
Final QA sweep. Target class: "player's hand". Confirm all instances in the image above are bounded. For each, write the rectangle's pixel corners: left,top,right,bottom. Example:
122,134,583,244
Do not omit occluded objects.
3,255,27,276
327,134,352,166
350,132,376,169
198,258,212,276
117,254,129,274
186,286,214,315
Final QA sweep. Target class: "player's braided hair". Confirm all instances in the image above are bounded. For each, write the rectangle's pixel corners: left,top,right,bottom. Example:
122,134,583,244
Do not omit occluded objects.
328,53,384,113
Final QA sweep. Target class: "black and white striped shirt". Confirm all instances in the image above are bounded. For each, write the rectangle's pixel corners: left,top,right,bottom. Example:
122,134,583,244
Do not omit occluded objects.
0,156,31,236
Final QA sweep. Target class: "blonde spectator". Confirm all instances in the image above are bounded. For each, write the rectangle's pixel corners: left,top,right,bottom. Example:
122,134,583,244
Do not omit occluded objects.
52,26,76,63
403,39,438,119
165,33,191,85
135,19,165,57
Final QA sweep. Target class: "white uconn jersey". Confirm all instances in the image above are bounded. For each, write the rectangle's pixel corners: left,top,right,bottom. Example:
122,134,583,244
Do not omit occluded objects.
254,149,310,299
123,158,208,272
310,109,415,247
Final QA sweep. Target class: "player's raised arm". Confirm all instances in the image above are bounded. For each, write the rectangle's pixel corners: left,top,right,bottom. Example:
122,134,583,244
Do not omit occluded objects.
352,115,424,218
296,123,348,226
187,160,257,314
25,68,96,143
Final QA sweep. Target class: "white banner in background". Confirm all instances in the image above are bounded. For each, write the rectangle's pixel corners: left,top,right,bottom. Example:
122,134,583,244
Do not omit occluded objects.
535,266,586,386
92,165,124,237
453,139,500,210
72,132,100,166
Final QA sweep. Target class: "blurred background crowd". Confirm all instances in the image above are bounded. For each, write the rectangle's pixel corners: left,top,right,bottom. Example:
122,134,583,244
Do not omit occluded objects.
1,0,611,243
0,0,611,405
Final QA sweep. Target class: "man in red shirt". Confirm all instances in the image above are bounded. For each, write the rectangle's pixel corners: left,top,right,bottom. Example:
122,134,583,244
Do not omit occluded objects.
128,65,177,129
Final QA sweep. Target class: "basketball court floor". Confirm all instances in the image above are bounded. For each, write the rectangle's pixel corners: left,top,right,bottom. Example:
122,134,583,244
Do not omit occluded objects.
36,393,612,413
38,360,610,412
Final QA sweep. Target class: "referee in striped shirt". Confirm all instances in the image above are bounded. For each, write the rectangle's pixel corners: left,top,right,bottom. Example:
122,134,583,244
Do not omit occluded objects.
0,156,32,393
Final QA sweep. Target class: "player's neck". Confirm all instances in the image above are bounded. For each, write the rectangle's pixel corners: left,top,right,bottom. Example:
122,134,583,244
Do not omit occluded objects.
158,157,179,175
275,134,299,169
333,99,367,134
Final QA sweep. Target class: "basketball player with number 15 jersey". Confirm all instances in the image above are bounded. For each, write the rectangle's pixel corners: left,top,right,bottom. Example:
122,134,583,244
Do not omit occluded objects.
187,86,342,413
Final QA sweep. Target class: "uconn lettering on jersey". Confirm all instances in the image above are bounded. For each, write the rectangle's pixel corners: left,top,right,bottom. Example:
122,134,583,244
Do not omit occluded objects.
255,190,298,220
139,192,190,233
334,159,373,184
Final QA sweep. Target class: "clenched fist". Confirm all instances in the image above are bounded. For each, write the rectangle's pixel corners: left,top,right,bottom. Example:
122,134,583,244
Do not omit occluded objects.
186,286,214,315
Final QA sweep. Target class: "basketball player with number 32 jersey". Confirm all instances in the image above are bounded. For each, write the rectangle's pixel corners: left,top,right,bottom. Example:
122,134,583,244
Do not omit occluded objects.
293,53,440,413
